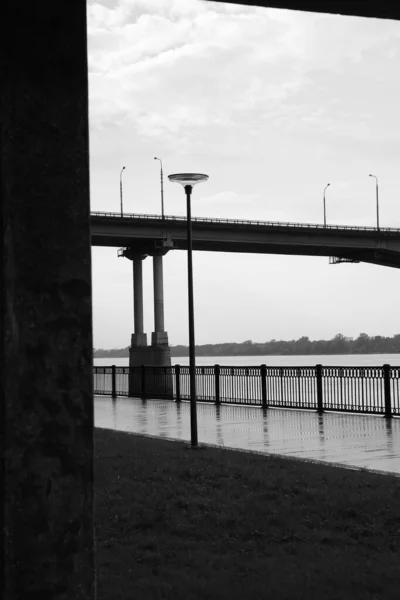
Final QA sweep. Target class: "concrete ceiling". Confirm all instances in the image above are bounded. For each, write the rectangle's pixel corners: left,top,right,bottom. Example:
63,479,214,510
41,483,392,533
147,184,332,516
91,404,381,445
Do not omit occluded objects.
205,1,400,21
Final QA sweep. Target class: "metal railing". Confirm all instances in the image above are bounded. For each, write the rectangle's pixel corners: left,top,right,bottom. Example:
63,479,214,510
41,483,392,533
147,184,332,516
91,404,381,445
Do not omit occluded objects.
93,364,400,417
90,211,400,234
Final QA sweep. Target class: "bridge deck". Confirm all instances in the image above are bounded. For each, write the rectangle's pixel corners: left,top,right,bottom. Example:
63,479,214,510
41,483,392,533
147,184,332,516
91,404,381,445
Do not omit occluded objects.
90,212,400,269
91,211,400,233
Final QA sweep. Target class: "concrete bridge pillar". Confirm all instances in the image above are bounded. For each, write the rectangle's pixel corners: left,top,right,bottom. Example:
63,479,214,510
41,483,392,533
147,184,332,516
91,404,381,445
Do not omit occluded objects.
149,250,171,371
118,247,148,350
119,243,173,397
132,258,147,347
152,253,168,347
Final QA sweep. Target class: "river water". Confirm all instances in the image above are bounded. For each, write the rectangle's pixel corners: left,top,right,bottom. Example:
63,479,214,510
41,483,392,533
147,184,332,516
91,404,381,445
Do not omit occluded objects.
94,353,400,367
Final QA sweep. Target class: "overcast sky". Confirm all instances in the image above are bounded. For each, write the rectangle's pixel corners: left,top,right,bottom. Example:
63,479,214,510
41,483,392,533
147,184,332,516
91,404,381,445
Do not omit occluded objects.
88,0,400,349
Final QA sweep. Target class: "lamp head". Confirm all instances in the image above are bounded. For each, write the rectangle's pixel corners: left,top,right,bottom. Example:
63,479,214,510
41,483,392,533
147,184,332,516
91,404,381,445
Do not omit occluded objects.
168,173,209,188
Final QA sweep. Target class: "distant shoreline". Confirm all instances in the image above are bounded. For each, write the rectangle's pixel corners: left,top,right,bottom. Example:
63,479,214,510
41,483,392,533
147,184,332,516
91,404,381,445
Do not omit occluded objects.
93,334,400,358
94,351,400,358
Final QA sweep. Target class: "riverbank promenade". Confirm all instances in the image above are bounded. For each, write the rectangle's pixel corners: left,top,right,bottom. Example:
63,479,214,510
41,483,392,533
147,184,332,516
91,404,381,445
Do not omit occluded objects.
95,395,400,476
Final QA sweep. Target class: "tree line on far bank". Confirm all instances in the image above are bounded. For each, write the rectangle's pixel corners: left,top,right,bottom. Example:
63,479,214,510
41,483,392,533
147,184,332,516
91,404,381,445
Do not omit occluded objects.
94,333,400,358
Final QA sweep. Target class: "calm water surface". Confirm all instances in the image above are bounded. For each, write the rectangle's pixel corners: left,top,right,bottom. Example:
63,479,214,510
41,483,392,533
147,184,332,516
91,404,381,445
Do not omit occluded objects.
94,353,400,367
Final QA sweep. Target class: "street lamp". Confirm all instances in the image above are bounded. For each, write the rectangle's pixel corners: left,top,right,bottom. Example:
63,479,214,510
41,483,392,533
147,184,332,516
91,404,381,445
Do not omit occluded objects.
369,174,380,230
323,183,330,227
154,157,165,219
120,166,126,216
168,173,209,448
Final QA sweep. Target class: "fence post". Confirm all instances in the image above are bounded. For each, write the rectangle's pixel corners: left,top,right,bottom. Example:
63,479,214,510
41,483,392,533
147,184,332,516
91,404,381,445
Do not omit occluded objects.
215,364,220,405
141,364,147,399
316,364,323,413
261,364,267,408
175,365,181,402
111,364,117,399
383,364,392,418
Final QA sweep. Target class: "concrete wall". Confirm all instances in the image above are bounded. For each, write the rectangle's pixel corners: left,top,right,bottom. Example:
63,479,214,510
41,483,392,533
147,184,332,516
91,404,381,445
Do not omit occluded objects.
1,2,95,598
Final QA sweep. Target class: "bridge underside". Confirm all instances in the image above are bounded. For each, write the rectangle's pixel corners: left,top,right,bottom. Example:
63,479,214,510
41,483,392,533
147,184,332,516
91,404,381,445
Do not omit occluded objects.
91,213,400,270
163,240,400,269
92,235,400,270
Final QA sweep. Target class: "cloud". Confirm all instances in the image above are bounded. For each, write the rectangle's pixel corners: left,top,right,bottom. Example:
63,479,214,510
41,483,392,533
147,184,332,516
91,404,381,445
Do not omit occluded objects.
87,2,310,129
201,191,258,204
87,0,400,166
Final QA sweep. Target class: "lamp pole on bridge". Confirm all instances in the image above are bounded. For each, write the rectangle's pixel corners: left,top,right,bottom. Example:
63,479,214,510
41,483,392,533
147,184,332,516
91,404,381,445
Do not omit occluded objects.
369,174,380,230
154,157,165,219
120,166,126,217
323,183,330,227
168,173,209,448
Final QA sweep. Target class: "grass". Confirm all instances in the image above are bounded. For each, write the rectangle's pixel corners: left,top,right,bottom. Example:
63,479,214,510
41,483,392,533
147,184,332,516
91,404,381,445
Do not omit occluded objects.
95,427,400,600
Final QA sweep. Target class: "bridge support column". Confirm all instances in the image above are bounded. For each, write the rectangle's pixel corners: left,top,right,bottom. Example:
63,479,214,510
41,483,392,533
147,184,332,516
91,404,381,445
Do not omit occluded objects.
152,253,169,349
149,250,172,397
131,258,147,348
119,244,172,398
128,254,150,396
118,249,149,395
128,257,150,395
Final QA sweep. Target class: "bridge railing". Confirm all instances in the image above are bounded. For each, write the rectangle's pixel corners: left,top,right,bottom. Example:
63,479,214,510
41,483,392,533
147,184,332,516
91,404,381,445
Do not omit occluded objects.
93,364,400,417
90,211,400,233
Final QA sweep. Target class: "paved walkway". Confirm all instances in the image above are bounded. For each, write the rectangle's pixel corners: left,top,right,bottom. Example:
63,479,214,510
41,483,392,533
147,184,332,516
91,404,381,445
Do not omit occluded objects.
95,396,400,476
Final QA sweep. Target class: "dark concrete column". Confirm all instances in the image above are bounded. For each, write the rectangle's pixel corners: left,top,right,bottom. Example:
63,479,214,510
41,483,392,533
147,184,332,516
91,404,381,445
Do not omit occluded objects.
134,259,144,333
132,258,147,347
126,244,172,396
1,3,95,599
152,254,168,346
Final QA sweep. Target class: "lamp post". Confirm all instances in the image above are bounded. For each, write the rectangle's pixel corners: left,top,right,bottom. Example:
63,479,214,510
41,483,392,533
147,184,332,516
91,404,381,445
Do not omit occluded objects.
154,157,165,219
369,174,380,230
323,183,330,227
120,166,126,216
168,173,209,448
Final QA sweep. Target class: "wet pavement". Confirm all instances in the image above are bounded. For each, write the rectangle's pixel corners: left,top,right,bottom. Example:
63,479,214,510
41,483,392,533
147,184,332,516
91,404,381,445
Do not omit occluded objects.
95,395,400,476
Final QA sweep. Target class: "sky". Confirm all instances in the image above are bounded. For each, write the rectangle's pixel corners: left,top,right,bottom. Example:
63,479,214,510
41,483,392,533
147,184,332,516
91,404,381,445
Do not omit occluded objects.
88,0,400,349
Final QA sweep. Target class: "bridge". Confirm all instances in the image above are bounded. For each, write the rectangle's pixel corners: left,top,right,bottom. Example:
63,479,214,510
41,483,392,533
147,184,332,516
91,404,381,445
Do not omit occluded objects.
91,211,400,269
90,211,400,385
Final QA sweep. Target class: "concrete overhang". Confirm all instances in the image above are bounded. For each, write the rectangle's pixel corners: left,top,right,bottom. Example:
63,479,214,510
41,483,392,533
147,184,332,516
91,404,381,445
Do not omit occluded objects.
207,1,400,21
